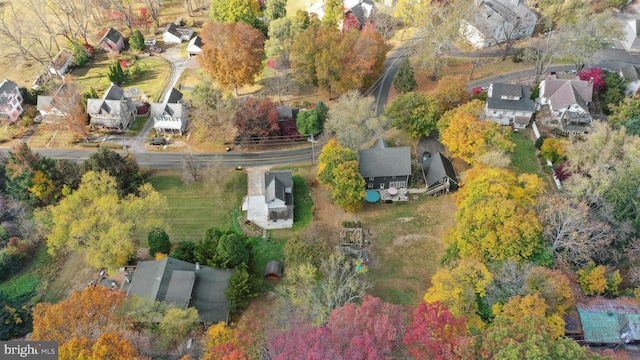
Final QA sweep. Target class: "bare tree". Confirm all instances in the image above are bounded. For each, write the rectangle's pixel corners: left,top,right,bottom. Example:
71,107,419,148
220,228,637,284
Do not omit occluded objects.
538,195,614,270
46,0,96,44
189,81,239,144
522,36,557,85
325,90,384,150
181,152,201,184
184,0,194,17
44,81,90,141
104,0,136,33
140,0,163,27
202,156,231,190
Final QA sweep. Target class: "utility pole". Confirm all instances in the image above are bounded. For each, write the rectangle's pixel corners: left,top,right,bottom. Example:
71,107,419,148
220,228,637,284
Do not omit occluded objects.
469,58,479,81
308,134,317,166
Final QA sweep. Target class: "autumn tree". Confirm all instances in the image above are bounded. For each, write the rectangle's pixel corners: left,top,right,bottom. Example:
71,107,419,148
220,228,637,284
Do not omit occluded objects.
404,302,471,360
265,16,307,69
40,171,167,270
540,137,567,164
424,258,493,330
434,76,469,112
350,23,387,90
83,148,143,197
525,266,575,317
189,81,239,143
159,307,200,344
385,91,441,138
609,94,640,127
557,11,624,72
47,0,95,44
210,0,260,27
325,90,384,150
4,143,58,206
445,166,545,263
199,21,265,96
296,101,328,136
537,195,613,269
440,108,514,164
523,36,557,85
233,97,280,145
322,0,344,28
578,68,606,93
202,322,247,360
32,286,126,343
317,139,365,212
393,58,418,93
59,332,146,360
264,0,286,22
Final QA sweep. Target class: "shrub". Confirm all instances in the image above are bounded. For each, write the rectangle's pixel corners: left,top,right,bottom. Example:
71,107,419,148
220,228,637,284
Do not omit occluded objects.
148,228,171,257
169,241,197,263
607,270,622,297
534,135,547,150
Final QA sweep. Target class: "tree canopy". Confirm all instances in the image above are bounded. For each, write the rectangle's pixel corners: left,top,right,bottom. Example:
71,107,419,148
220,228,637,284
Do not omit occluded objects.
325,90,384,150
210,0,261,27
233,97,280,145
317,139,365,212
385,91,441,138
296,101,328,136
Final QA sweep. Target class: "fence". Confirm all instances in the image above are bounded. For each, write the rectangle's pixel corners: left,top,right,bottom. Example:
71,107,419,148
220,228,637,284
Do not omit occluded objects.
531,121,562,190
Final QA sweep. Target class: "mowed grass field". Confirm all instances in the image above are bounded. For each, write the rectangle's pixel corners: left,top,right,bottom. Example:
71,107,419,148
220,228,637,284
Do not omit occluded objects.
146,170,248,245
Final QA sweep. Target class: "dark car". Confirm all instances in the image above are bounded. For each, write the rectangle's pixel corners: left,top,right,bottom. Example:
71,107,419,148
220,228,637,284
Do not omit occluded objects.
149,137,166,145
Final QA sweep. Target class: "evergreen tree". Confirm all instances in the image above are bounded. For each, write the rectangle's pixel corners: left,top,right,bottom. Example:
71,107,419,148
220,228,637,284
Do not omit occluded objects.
393,58,418,93
68,40,90,67
148,228,171,256
107,61,128,85
129,29,145,52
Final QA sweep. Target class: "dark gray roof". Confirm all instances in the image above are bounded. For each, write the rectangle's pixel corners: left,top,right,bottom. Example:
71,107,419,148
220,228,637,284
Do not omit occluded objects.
421,152,458,189
100,28,123,44
487,83,536,112
0,79,18,104
265,170,293,204
192,36,203,49
127,257,233,323
103,82,124,100
358,140,411,178
167,88,183,104
276,105,293,120
165,23,181,38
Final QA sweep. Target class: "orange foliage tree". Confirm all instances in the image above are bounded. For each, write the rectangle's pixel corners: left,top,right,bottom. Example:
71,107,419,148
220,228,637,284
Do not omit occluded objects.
31,286,126,343
59,332,147,360
199,21,265,96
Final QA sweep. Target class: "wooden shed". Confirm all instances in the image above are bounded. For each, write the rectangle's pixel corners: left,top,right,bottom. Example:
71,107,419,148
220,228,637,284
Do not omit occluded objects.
265,260,283,279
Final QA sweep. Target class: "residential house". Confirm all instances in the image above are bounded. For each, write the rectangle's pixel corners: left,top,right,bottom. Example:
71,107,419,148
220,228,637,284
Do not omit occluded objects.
421,152,458,196
358,138,411,200
125,257,233,324
620,64,640,95
484,83,536,128
86,82,136,131
577,302,640,345
49,49,73,78
187,36,203,57
151,88,187,135
538,74,594,134
242,169,294,230
0,79,24,123
36,83,79,122
462,0,537,49
98,28,125,53
622,19,640,54
307,0,376,32
163,23,194,43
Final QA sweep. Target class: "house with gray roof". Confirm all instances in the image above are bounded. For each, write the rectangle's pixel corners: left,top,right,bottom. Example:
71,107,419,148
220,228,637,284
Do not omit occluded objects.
0,79,23,123
37,83,79,122
485,83,536,128
462,0,537,49
358,138,411,192
86,82,136,131
538,74,594,134
187,36,203,57
163,23,193,44
242,169,294,229
151,88,187,135
99,28,124,53
125,257,233,324
421,152,458,196
622,19,640,54
620,64,640,95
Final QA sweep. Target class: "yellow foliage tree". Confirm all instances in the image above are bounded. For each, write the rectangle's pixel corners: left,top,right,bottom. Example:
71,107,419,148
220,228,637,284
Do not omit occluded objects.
41,171,167,271
493,294,565,339
576,263,608,296
445,166,545,263
59,333,146,360
424,258,493,329
434,76,469,112
525,267,575,317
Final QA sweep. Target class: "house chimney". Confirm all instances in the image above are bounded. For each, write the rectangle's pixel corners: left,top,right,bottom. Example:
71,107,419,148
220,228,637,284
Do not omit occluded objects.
195,262,200,270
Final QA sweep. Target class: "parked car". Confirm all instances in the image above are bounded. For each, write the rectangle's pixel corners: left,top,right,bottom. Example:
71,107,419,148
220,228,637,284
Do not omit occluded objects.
422,151,431,163
149,137,166,145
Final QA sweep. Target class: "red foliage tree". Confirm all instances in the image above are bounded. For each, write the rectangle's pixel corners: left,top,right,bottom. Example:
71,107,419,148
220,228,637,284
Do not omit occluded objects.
554,161,572,182
403,302,470,360
349,23,387,90
578,68,605,93
233,98,280,145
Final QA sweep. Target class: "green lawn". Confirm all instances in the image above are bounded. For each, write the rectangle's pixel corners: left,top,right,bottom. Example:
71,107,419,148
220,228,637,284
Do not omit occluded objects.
147,171,248,245
509,129,540,175
73,53,170,102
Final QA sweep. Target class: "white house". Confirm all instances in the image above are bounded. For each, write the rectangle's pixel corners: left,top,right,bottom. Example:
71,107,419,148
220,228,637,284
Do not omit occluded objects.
86,83,136,131
187,36,203,57
0,79,24,123
462,0,537,49
484,83,536,128
538,74,594,134
151,88,187,135
49,49,73,78
620,64,640,95
163,23,194,44
242,169,294,230
622,19,640,53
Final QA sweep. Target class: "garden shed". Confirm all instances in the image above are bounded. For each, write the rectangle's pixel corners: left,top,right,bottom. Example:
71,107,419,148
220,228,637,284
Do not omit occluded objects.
577,303,640,345
265,260,283,279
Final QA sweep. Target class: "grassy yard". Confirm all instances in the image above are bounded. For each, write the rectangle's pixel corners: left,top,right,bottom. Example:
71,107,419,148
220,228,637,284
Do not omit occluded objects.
146,170,248,245
510,129,540,175
360,195,457,306
72,53,170,102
